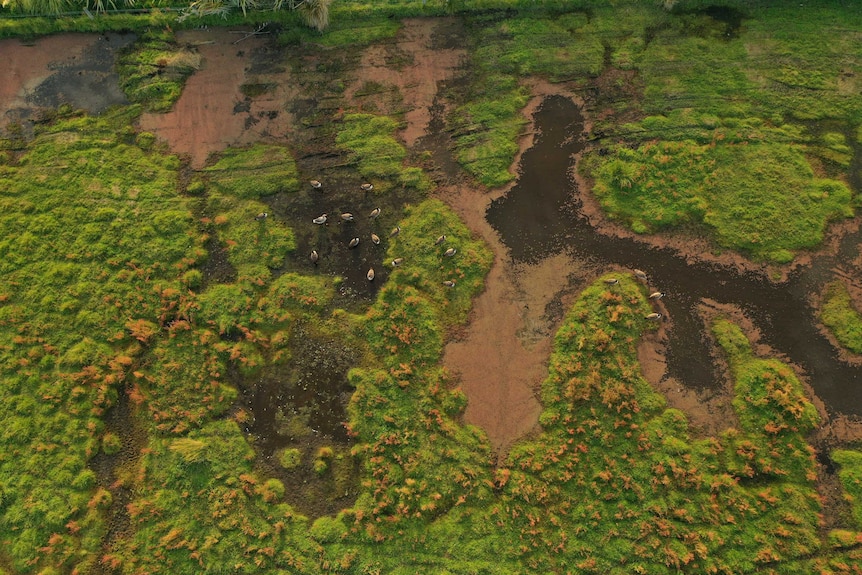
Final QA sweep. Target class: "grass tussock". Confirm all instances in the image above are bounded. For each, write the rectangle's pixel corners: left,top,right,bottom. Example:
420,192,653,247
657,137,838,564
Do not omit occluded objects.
490,282,823,573
589,135,853,262
336,113,431,192
0,107,204,572
202,144,300,283
820,281,862,355
118,29,201,113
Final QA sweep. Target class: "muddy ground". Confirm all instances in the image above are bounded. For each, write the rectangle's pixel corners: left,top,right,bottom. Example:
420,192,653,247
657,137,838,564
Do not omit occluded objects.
4,18,862,523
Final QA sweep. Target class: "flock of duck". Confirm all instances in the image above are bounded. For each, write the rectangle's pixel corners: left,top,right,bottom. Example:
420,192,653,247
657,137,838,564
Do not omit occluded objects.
605,269,666,321
303,180,459,285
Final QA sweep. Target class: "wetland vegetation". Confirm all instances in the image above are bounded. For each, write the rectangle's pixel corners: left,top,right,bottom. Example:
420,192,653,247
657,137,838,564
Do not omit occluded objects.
3,0,862,574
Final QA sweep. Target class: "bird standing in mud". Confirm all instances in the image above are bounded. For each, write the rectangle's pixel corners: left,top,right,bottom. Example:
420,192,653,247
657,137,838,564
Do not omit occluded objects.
369,207,381,219
310,180,322,190
341,213,355,222
360,183,374,192
313,214,327,225
649,291,665,300
367,268,375,281
371,233,381,245
310,250,319,265
348,237,360,248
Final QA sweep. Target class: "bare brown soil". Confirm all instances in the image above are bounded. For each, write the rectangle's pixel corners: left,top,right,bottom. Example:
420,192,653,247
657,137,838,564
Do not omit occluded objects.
139,28,295,168
0,34,97,127
344,18,464,147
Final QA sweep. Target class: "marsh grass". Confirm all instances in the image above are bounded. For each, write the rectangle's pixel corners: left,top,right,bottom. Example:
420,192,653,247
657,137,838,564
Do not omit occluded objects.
590,135,853,262
335,113,431,192
202,144,300,282
488,280,823,573
820,280,862,355
117,28,201,113
117,420,319,575
581,1,862,263
449,10,607,187
0,107,203,572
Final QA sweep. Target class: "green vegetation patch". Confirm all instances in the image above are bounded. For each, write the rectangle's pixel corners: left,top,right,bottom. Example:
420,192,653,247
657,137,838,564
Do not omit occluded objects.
202,144,301,282
116,420,319,574
820,280,862,355
0,107,204,572
204,143,300,199
490,280,822,573
281,12,401,47
118,29,201,113
335,113,431,192
590,136,853,262
451,10,607,188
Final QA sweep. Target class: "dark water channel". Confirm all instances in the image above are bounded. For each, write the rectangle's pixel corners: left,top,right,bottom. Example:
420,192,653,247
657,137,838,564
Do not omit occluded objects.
487,95,862,416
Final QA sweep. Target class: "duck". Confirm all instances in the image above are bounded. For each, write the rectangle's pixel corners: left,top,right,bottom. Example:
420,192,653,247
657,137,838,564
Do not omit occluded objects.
443,280,456,288
255,212,268,221
367,268,375,281
310,180,322,189
443,248,457,257
313,214,328,225
648,291,665,300
391,258,404,267
348,237,360,248
371,233,381,245
435,234,446,245
341,213,355,222
369,207,381,219
390,226,401,237
310,250,319,264
646,312,663,321
360,183,374,192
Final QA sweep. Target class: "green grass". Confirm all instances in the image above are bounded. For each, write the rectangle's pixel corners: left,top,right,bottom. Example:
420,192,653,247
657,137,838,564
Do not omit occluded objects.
820,281,862,355
578,1,862,263
487,283,823,573
335,113,431,192
202,144,300,283
450,11,605,187
589,136,853,262
0,107,204,573
117,28,201,113
204,143,300,199
115,420,320,575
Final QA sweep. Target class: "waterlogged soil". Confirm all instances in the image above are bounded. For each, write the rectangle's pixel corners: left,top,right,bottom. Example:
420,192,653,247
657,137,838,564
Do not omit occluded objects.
0,32,132,129
6,16,862,521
